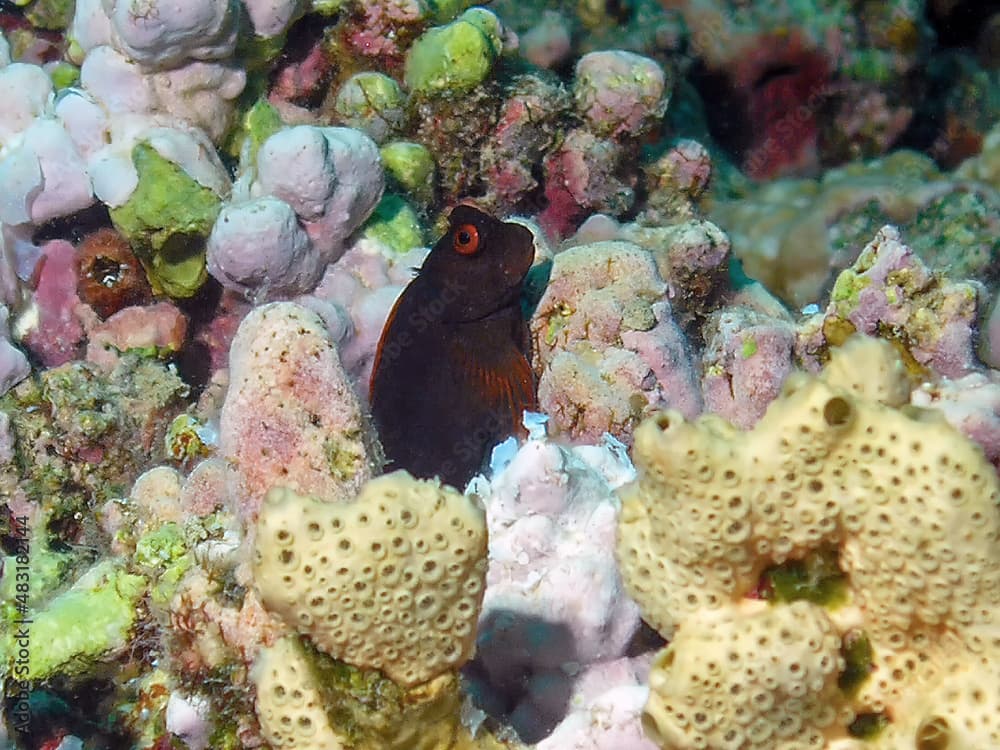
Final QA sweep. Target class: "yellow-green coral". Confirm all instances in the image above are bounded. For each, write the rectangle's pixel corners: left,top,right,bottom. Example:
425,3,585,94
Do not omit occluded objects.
4,560,146,680
253,635,503,750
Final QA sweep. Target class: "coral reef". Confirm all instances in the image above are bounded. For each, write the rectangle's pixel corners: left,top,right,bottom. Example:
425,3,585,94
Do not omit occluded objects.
799,225,981,379
710,150,1000,307
3,0,1000,746
253,473,488,687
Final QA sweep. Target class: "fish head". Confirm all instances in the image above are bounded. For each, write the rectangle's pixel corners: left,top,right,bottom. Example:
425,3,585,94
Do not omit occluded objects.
419,204,535,322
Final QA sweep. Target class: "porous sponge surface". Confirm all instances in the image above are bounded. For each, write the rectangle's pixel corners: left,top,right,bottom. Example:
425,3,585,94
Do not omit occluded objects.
643,600,850,750
253,635,345,750
253,471,488,687
616,335,1000,742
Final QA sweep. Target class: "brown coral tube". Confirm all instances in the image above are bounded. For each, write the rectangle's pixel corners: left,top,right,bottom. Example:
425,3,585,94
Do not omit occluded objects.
76,228,152,319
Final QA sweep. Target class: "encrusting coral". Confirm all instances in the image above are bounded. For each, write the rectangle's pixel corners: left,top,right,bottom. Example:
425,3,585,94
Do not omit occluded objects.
218,302,381,521
252,636,347,750
643,600,850,749
616,334,1000,749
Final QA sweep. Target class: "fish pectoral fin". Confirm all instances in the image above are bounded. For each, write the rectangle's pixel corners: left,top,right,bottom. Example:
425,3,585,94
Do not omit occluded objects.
456,345,537,438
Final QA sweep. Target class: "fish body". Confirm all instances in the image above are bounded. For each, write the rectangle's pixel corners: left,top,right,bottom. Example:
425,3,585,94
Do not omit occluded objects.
369,205,536,487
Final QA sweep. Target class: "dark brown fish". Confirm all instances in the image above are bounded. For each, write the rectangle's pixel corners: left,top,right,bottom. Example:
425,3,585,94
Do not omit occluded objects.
369,205,537,487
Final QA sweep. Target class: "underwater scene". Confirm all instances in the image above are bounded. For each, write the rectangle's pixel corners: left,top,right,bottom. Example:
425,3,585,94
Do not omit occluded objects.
1,0,1000,747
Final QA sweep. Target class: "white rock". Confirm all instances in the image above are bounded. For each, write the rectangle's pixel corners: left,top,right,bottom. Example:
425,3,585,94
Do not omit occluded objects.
165,692,212,750
244,0,305,38
255,125,337,221
68,0,113,61
20,119,94,223
104,0,239,70
87,148,139,206
0,148,41,225
475,436,642,674
55,89,111,158
80,45,155,113
88,119,231,207
0,64,54,143
142,125,231,195
0,32,10,67
148,61,245,142
207,196,321,299
255,126,384,261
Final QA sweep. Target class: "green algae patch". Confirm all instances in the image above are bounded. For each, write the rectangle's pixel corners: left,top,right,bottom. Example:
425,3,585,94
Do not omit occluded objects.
0,358,188,550
0,548,73,618
304,642,468,750
48,61,80,90
404,9,502,96
13,560,146,681
323,428,367,483
740,336,758,359
830,269,871,314
380,141,436,204
363,194,424,254
134,522,192,606
110,143,222,299
761,547,846,607
848,712,889,739
224,97,284,163
165,413,215,463
426,0,478,23
838,631,874,696
24,0,74,30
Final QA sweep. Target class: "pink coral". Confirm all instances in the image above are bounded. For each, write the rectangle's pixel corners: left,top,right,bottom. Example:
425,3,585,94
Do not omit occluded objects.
218,302,380,521
531,241,701,443
85,302,188,371
803,225,980,379
701,307,796,428
573,50,668,139
346,0,425,63
538,129,633,240
22,239,86,366
268,38,331,115
481,76,570,213
911,374,1000,469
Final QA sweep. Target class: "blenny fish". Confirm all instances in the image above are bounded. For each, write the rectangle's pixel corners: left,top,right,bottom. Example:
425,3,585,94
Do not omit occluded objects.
369,205,537,487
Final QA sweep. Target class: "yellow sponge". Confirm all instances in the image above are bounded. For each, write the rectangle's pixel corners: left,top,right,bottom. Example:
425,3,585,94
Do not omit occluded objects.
253,471,488,687
252,636,346,750
617,335,1000,740
643,600,851,750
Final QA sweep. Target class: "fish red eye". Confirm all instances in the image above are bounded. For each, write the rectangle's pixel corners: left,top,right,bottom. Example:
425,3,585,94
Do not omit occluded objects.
453,224,480,255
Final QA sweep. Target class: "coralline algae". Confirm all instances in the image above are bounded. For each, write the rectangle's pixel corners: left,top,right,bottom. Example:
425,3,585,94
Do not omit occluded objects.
2,1,1000,749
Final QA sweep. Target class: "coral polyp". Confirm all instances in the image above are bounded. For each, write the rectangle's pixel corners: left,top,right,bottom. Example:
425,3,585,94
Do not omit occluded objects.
75,227,153,319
